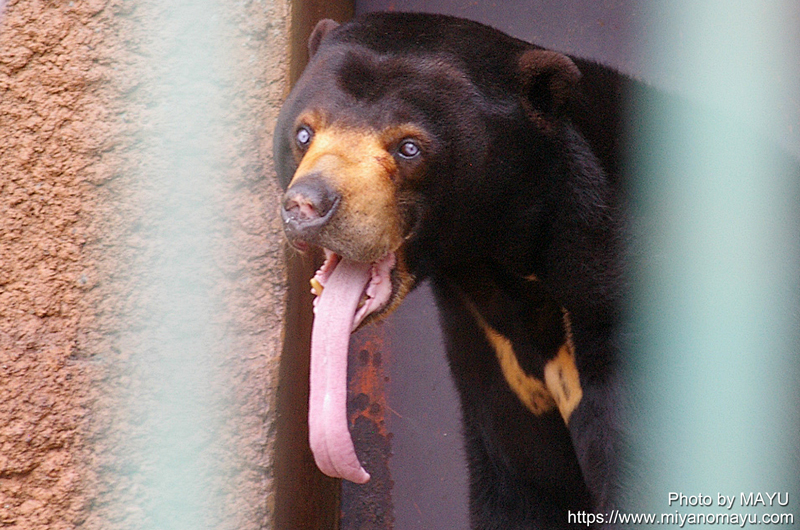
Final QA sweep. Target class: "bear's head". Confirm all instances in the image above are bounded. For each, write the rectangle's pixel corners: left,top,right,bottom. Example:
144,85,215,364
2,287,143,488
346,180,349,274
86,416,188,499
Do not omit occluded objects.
274,12,581,484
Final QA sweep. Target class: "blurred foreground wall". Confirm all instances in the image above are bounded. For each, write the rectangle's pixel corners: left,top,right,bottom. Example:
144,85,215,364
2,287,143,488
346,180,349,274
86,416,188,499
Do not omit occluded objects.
0,1,290,528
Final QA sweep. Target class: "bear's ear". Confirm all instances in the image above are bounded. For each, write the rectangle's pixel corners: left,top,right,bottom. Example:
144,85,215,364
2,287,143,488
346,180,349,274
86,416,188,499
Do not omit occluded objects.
518,49,581,120
309,19,340,58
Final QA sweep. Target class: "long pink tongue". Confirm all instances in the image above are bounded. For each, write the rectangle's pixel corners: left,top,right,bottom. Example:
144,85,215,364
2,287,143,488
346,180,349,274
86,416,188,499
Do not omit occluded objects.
308,258,371,484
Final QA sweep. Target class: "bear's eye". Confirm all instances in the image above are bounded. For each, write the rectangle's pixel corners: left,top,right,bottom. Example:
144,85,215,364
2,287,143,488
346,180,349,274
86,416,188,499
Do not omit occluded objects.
397,139,421,160
295,126,313,149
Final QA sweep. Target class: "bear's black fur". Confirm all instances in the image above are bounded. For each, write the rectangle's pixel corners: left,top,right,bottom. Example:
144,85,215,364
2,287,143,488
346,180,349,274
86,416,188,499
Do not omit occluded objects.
276,12,634,529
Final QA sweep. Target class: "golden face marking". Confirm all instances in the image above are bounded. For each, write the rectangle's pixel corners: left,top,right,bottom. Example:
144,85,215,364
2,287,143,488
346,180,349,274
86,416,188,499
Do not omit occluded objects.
289,124,401,262
287,114,429,263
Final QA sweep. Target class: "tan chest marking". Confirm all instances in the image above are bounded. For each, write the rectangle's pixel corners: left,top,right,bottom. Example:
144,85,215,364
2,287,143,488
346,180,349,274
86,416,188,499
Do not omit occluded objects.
468,302,583,423
543,335,583,423
480,318,557,415
466,305,555,416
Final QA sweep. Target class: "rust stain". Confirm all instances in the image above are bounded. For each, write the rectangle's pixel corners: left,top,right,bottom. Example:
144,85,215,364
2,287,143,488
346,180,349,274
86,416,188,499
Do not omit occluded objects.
342,326,395,529
348,332,389,436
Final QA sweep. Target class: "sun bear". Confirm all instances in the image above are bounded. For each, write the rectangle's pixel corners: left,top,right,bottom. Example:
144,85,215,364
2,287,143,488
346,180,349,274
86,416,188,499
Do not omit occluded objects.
275,12,630,529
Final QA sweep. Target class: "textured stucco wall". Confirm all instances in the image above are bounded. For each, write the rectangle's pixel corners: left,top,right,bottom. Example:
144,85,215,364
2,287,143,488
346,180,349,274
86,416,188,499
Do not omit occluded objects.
0,0,290,528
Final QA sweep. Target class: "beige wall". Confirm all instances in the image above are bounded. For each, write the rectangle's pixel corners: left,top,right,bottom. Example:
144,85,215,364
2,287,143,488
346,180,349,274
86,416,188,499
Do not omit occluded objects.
0,0,290,528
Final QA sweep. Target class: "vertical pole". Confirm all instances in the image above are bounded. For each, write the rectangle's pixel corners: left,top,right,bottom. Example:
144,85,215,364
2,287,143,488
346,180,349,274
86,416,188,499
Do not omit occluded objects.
629,0,799,518
116,2,233,527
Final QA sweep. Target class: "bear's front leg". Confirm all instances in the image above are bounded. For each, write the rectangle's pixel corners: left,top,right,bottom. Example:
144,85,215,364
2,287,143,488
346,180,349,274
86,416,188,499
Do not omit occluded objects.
564,372,625,528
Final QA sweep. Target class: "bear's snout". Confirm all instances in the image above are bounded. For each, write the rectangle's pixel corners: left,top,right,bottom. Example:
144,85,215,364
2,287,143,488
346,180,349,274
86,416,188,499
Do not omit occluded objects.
281,175,340,245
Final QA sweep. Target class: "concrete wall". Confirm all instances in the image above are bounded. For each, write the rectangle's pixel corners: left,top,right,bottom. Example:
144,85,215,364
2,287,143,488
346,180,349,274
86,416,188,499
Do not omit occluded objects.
0,0,290,528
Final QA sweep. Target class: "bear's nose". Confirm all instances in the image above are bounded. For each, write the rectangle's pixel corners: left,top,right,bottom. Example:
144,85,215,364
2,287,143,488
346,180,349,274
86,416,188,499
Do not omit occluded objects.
281,175,340,242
